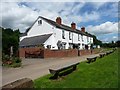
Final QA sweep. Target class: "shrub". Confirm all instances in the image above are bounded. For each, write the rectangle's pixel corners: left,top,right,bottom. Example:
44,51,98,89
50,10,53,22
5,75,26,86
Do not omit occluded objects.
2,55,22,68
11,63,21,68
2,54,10,61
12,57,21,63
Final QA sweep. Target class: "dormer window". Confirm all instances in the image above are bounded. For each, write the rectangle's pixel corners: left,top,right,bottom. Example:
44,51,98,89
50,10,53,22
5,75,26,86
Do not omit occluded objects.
38,20,42,25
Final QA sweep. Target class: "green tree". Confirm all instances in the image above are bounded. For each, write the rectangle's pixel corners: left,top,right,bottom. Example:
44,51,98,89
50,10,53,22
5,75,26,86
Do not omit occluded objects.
2,27,20,56
116,40,120,47
85,32,102,45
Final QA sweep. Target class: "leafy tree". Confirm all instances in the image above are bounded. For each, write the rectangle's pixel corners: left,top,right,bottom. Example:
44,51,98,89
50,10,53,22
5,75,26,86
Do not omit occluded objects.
85,32,102,46
102,40,120,48
2,27,20,56
115,40,120,47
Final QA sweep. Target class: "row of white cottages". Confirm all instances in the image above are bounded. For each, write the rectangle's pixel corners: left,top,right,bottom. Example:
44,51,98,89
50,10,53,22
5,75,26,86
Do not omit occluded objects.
19,16,94,50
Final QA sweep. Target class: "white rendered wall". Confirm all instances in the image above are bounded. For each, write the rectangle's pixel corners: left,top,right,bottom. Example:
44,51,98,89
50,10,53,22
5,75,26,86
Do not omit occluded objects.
54,28,69,49
20,17,93,50
20,18,54,41
27,18,54,37
91,37,93,44
83,35,87,45
44,34,58,49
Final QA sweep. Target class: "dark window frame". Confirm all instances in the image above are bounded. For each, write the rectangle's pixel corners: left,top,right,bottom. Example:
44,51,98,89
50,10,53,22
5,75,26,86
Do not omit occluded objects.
78,34,80,41
87,37,89,42
38,20,42,25
69,32,72,40
62,30,65,39
81,35,84,42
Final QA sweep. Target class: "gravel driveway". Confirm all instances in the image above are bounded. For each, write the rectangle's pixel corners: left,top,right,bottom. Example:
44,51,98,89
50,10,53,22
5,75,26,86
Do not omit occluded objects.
2,54,99,87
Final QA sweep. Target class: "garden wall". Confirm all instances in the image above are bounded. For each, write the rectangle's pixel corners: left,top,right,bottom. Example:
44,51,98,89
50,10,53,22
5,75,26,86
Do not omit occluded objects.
43,49,78,58
79,49,100,56
19,48,100,58
19,47,44,58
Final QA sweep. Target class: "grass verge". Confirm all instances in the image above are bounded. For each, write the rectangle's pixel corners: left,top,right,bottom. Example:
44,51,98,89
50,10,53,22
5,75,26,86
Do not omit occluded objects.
34,49,118,88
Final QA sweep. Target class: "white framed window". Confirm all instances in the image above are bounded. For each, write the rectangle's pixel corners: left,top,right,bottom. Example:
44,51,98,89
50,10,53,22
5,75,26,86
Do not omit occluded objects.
38,20,42,25
62,30,65,39
47,45,51,49
78,34,80,41
87,37,89,42
90,37,92,43
69,32,72,40
81,35,84,42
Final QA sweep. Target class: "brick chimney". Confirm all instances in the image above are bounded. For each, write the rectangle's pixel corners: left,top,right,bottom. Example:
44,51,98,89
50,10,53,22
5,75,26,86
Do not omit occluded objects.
71,22,76,30
81,27,85,32
56,17,62,25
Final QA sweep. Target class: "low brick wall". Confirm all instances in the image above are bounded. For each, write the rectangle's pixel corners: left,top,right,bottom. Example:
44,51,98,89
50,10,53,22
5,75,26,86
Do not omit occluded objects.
79,49,100,56
19,48,100,58
92,49,100,54
43,49,78,58
19,47,44,58
2,78,33,90
79,50,92,56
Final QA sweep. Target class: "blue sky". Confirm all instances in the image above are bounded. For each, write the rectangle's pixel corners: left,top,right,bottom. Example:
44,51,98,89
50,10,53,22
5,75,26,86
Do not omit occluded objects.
1,1,119,43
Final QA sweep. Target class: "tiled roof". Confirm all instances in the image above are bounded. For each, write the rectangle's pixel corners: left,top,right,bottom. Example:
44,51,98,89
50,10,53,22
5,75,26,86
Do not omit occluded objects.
23,16,93,37
39,16,91,36
19,34,52,47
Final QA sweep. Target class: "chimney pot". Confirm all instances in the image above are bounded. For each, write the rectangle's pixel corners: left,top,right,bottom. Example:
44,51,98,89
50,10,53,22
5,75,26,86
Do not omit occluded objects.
71,22,76,30
81,27,85,32
56,17,62,25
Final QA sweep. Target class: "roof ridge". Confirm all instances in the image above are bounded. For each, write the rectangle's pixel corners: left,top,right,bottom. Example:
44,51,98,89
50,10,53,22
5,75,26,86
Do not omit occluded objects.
39,16,89,36
24,16,93,37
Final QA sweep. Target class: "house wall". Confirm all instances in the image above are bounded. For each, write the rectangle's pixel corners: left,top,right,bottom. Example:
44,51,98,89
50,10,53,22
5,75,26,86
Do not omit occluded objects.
20,18,55,41
83,35,87,45
20,17,94,50
53,28,73,49
91,37,93,44
44,34,58,49
54,28,87,50
73,32,79,44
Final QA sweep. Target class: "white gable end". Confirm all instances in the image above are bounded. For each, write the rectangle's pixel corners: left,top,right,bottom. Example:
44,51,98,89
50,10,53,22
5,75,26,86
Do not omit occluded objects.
27,18,54,37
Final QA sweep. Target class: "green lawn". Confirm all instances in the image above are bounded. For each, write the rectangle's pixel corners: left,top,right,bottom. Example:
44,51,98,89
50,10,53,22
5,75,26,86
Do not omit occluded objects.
34,49,118,88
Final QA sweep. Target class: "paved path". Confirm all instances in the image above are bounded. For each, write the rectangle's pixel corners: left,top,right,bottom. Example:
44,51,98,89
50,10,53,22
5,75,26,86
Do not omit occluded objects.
2,54,99,87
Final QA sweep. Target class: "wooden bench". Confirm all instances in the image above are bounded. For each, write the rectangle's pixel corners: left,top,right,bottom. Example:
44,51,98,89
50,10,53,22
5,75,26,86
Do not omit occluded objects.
87,56,97,63
99,53,106,58
106,51,112,55
105,51,109,55
49,62,79,79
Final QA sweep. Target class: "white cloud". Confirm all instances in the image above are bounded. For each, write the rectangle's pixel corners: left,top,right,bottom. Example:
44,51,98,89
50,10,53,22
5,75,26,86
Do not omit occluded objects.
82,11,100,22
1,2,39,32
86,21,118,35
1,0,119,2
1,2,117,35
90,2,106,9
113,36,117,39
1,2,86,32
